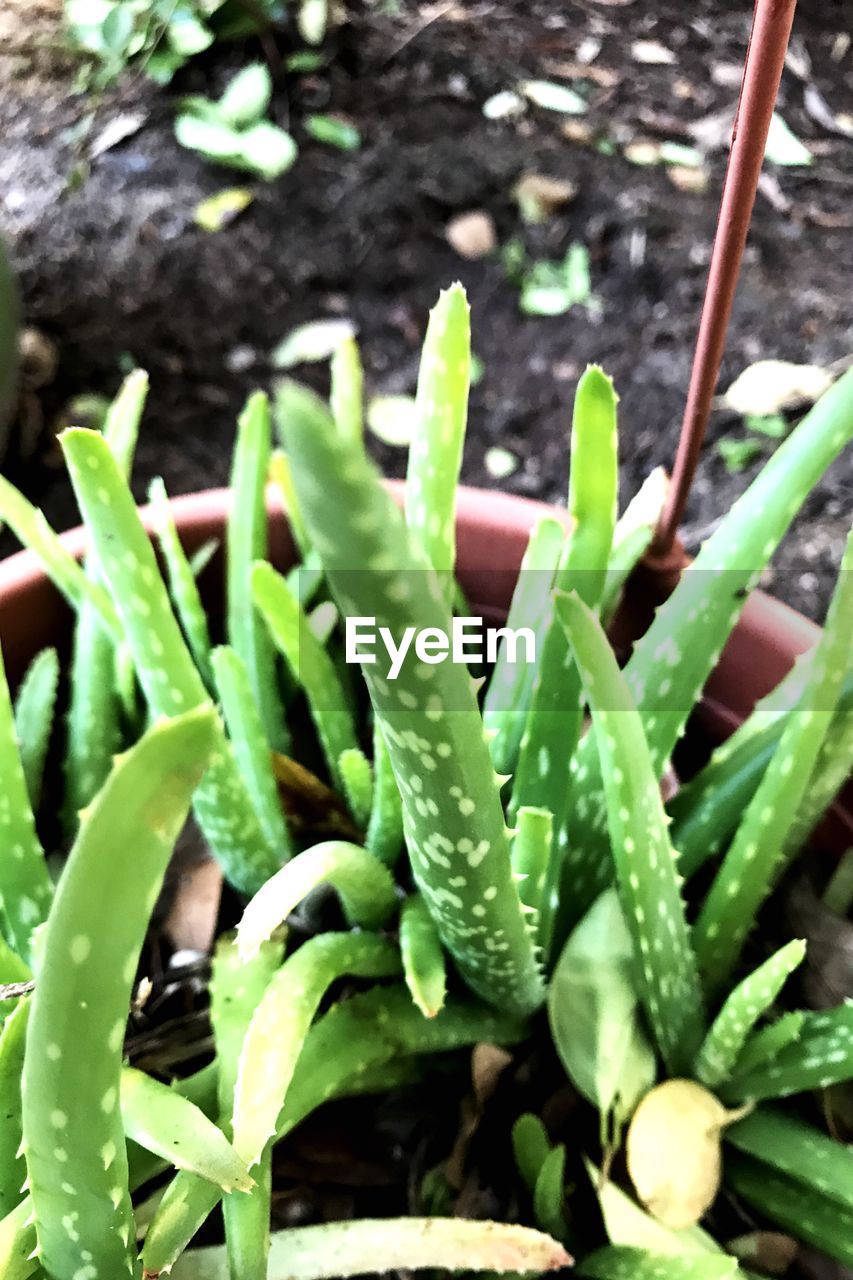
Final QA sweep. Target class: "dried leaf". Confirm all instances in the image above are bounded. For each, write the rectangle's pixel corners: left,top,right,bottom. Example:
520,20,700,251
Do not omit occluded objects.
631,40,675,66
482,91,525,120
520,80,587,115
722,361,834,416
512,173,577,224
446,211,497,259
194,188,254,232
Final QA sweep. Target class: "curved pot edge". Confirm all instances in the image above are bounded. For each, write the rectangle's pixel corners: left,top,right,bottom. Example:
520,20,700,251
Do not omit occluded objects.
0,483,848,851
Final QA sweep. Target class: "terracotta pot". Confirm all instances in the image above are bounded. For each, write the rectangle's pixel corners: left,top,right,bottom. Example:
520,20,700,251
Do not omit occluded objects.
0,484,848,852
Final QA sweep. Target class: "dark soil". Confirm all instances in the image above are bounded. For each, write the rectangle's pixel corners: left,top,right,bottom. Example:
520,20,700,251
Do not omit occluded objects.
1,0,851,617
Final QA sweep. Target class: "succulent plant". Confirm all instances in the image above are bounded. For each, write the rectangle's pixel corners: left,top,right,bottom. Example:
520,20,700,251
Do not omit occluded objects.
0,286,849,1280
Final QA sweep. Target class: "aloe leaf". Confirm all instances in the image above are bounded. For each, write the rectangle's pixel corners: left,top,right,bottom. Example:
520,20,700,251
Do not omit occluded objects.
600,467,669,623
252,561,358,789
512,806,553,941
728,1011,804,1079
214,937,282,1280
673,665,853,880
784,687,853,857
556,591,704,1072
400,893,447,1017
723,1003,853,1102
694,529,853,992
548,889,655,1122
149,478,215,689
725,1106,853,1210
276,379,543,1016
237,841,397,961
0,475,119,637
0,642,52,961
511,366,618,831
60,427,282,895
511,1113,551,1193
232,933,401,1167
211,645,293,858
365,722,404,866
338,746,374,827
120,1067,254,1192
228,392,289,751
533,1143,568,1240
694,940,806,1088
483,516,566,776
331,336,364,446
554,368,853,942
404,284,470,600
143,986,526,1277
0,1000,28,1217
63,378,146,833
170,1217,571,1280
63,594,122,833
102,368,148,474
269,449,310,559
0,1064,218,1280
580,1247,737,1280
13,648,59,812
0,1200,38,1280
21,706,217,1280
725,1152,853,1266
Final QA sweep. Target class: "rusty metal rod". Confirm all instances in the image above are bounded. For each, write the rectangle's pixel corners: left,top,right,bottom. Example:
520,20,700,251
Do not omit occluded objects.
653,0,798,555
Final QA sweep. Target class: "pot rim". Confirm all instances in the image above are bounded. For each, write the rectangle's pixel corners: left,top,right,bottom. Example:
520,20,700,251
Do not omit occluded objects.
0,481,847,850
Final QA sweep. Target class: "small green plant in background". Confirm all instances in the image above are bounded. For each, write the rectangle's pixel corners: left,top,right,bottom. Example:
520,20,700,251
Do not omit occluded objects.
64,0,326,86
176,63,297,179
0,285,850,1279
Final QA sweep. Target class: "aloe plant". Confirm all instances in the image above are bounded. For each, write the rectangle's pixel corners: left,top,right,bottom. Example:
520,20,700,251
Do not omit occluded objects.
0,286,848,1280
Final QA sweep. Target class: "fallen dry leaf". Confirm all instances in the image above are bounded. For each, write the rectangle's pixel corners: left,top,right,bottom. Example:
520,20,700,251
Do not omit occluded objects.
446,210,497,259
512,172,577,223
722,360,834,416
631,39,675,66
667,165,709,194
727,1231,799,1276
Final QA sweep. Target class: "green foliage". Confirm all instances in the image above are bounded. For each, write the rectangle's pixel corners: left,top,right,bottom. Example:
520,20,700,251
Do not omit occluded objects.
554,367,853,946
61,427,282,895
150,478,215,689
694,528,853,992
400,893,447,1017
276,378,544,1016
580,1247,737,1280
0,289,850,1280
723,1004,853,1102
236,840,397,960
693,941,805,1087
13,648,59,812
510,366,617,834
0,640,52,961
21,706,217,1280
228,393,289,749
548,890,655,1132
176,65,297,179
556,591,705,1073
66,0,282,85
